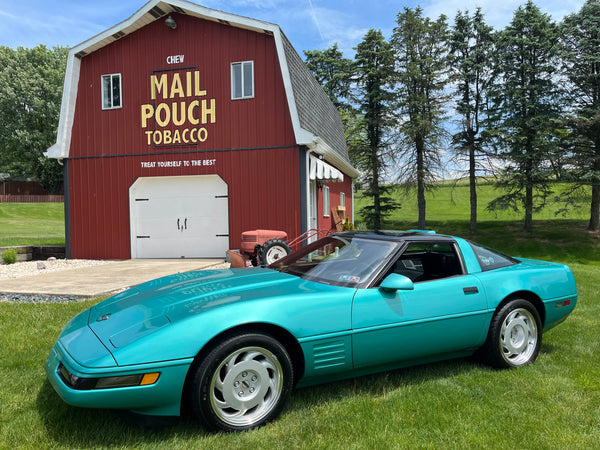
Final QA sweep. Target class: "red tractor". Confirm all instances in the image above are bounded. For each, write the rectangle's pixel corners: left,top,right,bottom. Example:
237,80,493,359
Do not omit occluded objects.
239,229,293,266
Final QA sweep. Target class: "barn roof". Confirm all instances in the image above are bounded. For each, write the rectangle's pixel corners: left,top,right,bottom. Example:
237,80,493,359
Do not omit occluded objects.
46,0,357,178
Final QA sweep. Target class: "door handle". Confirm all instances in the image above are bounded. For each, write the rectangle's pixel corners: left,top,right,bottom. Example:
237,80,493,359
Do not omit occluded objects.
463,286,479,295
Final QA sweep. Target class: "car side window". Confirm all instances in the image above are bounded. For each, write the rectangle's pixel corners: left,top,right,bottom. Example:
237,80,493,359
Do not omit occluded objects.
385,242,464,283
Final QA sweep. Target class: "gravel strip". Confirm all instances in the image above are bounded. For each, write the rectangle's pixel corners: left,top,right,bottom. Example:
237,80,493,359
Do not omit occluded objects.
0,259,231,303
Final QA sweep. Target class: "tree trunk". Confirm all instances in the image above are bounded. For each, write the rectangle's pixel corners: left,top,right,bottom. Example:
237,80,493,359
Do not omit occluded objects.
416,135,426,230
469,136,477,233
589,183,600,231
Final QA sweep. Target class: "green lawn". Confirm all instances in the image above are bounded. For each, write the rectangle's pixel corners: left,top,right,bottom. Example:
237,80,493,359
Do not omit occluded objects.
1,189,599,448
0,203,64,246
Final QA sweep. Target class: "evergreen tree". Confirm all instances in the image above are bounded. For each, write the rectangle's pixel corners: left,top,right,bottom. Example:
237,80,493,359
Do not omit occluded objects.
392,7,450,230
486,1,563,232
353,29,400,229
560,0,600,231
304,44,353,109
449,8,495,232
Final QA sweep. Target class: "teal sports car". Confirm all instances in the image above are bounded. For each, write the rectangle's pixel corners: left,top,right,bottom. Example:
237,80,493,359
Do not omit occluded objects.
46,231,577,432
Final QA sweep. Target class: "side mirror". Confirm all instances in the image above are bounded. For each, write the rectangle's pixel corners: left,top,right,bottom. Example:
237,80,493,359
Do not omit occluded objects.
380,273,414,292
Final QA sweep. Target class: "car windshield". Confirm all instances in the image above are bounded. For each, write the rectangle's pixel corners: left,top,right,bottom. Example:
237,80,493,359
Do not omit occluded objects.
269,235,399,287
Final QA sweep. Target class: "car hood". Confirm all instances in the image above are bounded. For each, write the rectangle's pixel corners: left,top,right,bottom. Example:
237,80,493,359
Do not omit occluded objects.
86,267,327,357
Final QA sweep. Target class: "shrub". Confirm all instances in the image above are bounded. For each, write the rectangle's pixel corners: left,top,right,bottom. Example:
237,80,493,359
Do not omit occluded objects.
2,249,18,264
342,217,355,231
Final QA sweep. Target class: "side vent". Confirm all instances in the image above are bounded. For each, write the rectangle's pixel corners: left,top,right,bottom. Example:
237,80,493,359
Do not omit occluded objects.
148,5,166,19
172,5,186,14
311,339,349,371
112,31,126,40
75,51,87,59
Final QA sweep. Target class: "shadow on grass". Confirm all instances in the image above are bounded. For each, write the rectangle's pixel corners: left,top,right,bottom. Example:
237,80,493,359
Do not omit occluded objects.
36,380,208,447
35,346,558,444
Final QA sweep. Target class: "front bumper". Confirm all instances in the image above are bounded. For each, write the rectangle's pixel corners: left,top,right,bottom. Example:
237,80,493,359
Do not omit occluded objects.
45,342,194,416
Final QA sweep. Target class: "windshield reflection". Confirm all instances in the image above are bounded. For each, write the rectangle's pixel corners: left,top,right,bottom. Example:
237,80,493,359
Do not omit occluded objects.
269,235,399,287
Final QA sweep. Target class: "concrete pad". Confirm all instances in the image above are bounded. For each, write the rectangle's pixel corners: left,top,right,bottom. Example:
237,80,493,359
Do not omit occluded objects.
0,259,225,297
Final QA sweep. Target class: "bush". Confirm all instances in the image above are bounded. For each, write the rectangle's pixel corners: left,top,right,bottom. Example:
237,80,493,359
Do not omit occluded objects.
2,249,18,264
342,217,355,231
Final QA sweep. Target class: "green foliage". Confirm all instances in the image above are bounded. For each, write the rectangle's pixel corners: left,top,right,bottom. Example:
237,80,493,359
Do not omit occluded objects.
486,1,564,231
448,8,495,232
353,29,400,230
303,44,353,110
0,45,68,194
1,248,17,264
392,7,450,229
559,0,600,230
342,216,354,231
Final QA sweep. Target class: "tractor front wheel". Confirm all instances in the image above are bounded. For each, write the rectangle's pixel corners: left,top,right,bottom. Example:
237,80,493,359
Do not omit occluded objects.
259,239,292,266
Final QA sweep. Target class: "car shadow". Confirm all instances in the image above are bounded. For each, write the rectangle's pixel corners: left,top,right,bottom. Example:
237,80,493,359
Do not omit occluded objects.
36,380,207,447
37,349,552,443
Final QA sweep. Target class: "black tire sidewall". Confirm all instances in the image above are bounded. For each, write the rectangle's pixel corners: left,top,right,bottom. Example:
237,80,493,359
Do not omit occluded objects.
481,299,542,369
259,239,292,265
191,333,293,432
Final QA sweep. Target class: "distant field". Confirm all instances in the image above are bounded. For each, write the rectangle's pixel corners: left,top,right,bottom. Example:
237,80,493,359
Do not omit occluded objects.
0,203,64,246
354,182,598,265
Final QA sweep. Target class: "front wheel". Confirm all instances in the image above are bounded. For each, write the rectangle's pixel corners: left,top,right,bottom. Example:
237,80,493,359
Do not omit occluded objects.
259,239,292,266
191,333,293,432
479,299,542,369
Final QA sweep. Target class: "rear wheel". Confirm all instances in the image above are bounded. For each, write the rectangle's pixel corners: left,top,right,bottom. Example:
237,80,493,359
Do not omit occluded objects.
259,239,292,265
479,299,542,368
191,333,293,432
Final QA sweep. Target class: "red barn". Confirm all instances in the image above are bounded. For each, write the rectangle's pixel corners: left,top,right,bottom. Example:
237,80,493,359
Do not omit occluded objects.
46,0,357,259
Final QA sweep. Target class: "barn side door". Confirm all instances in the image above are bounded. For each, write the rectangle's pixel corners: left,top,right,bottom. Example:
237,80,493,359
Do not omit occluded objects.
129,175,229,258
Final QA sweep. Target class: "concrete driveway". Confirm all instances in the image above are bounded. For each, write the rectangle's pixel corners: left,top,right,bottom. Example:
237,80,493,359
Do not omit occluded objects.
0,259,225,297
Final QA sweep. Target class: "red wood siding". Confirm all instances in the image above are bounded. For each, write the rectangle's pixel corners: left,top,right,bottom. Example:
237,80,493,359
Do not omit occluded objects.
67,13,305,259
70,13,295,158
67,147,301,259
316,176,354,232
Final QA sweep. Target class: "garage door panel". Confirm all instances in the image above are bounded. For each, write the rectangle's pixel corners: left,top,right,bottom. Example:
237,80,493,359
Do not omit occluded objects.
130,175,229,259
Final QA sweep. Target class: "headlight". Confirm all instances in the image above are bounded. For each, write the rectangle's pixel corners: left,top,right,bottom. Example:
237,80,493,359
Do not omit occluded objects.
58,364,160,390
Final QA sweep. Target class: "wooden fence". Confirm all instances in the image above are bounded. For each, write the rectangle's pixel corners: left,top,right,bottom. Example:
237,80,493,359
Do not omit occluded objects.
0,195,64,203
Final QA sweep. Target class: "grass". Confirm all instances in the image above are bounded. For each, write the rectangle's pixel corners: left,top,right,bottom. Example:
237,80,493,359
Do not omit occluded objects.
0,203,64,246
1,188,599,448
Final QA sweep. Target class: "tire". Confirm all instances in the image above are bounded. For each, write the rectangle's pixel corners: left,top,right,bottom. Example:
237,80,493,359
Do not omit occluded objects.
191,333,293,432
479,299,542,369
259,239,292,266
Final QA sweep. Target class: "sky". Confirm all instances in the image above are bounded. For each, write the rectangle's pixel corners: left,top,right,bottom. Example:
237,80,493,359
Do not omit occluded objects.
0,0,587,58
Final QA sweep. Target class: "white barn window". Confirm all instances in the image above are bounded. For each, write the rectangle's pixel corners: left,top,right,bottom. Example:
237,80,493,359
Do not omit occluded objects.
231,61,254,99
101,74,122,109
323,185,330,217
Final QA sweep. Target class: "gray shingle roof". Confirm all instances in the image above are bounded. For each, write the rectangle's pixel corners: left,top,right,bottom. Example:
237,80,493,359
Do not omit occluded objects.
281,33,351,167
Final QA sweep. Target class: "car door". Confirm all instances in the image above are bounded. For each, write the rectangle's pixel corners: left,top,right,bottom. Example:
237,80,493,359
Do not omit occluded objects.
351,242,489,369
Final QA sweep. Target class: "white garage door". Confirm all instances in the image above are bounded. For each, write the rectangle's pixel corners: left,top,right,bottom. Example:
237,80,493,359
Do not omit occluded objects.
129,175,229,258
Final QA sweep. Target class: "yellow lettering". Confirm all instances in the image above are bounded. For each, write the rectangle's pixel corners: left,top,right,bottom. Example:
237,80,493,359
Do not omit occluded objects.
155,103,170,127
141,104,154,128
163,130,172,145
172,102,186,126
182,128,190,143
195,71,206,96
150,74,168,100
186,71,192,97
152,130,162,145
187,100,200,125
170,73,184,98
202,99,216,124
145,130,153,145
190,128,198,143
198,127,208,142
172,129,181,144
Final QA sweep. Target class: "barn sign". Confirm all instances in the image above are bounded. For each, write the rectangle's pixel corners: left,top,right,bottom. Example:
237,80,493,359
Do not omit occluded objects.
140,69,217,146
